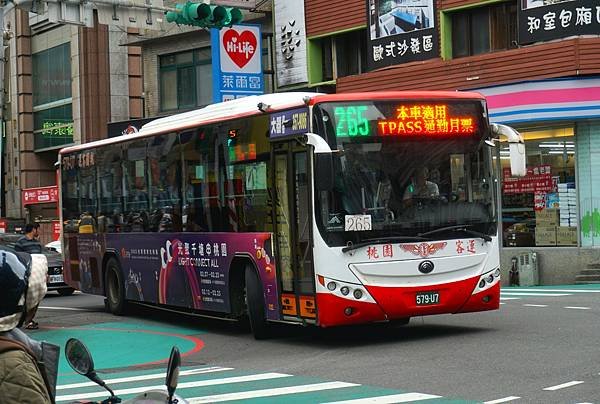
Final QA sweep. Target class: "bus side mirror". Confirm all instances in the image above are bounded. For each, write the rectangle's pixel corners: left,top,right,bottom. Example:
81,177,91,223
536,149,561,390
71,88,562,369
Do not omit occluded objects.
490,123,527,177
315,153,334,191
509,142,526,177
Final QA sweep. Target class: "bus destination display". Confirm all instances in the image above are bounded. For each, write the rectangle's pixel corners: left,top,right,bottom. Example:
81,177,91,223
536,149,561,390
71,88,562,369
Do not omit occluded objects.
333,103,478,138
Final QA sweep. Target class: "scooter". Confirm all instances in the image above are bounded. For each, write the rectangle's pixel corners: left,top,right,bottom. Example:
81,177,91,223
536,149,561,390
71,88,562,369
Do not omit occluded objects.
65,338,189,404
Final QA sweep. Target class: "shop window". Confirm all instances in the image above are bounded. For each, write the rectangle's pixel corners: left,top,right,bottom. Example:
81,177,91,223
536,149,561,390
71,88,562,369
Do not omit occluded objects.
319,29,367,82
451,1,517,58
500,126,577,247
32,42,73,151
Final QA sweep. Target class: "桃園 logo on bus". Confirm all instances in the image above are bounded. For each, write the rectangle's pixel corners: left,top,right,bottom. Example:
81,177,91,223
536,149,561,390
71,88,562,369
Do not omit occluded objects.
401,242,447,258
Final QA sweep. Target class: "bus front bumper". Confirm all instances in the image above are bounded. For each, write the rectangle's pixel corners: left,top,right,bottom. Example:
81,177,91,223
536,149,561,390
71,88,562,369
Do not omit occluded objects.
316,275,500,327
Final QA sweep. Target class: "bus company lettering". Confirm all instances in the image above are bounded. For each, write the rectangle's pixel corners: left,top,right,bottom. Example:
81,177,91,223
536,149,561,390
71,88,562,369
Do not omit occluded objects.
223,30,257,68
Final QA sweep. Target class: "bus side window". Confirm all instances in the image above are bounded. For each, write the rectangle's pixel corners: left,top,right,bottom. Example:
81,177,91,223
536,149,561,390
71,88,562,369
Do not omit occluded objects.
97,148,123,233
123,140,150,232
148,133,182,232
181,129,216,232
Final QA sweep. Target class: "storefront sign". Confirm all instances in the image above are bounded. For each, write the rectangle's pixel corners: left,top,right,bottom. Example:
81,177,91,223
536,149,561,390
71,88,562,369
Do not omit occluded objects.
366,0,439,70
22,185,59,206
502,165,556,195
41,120,74,137
273,0,308,87
519,0,600,45
211,24,264,102
475,77,600,124
52,221,61,241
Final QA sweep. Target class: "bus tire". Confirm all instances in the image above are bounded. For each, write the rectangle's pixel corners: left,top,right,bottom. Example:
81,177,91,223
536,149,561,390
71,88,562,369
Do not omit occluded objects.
105,257,127,315
245,265,270,340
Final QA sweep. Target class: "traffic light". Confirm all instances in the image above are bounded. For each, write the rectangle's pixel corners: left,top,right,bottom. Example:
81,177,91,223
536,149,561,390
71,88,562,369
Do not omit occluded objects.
165,3,243,29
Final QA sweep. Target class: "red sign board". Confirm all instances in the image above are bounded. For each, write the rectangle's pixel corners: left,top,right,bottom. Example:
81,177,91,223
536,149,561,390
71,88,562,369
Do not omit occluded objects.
502,165,555,195
52,221,61,241
22,186,58,206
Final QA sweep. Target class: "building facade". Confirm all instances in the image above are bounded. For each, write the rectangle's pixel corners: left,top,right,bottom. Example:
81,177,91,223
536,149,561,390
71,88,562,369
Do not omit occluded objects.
293,0,600,284
1,8,143,235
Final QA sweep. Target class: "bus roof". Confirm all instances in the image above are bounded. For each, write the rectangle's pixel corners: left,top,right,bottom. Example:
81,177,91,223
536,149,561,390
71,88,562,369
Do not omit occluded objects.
59,90,485,155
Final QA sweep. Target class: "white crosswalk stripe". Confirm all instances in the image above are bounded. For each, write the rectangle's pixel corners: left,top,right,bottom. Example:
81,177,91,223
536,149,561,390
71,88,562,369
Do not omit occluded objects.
56,365,453,403
322,392,442,403
187,382,359,403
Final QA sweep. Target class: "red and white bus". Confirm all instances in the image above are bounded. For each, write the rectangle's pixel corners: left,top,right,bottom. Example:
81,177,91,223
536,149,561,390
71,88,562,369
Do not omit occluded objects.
59,91,525,338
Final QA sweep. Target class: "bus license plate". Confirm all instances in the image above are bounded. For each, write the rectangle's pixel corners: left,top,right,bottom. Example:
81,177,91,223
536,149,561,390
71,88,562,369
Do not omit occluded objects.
416,291,439,306
49,274,64,284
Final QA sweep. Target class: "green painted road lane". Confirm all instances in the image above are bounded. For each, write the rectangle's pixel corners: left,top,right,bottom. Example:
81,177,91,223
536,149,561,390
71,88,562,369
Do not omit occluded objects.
32,321,205,375
56,365,479,403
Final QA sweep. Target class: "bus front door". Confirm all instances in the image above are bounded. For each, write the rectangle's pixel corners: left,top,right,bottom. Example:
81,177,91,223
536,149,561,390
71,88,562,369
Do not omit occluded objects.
272,141,316,322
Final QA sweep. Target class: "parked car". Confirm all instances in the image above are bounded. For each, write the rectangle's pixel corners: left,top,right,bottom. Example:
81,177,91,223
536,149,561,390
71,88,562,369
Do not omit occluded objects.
45,240,62,254
0,233,75,296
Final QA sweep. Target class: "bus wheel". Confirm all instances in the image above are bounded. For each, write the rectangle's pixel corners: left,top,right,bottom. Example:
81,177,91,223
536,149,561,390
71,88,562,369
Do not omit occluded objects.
105,257,127,315
245,265,270,340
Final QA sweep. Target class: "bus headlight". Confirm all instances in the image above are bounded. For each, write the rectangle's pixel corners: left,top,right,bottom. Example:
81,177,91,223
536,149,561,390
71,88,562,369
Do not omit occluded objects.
479,279,486,288
486,275,494,283
340,286,350,296
353,289,363,299
494,269,501,278
327,282,337,291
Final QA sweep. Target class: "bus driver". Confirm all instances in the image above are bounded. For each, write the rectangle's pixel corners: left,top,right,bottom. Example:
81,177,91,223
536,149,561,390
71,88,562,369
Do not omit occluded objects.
403,166,439,207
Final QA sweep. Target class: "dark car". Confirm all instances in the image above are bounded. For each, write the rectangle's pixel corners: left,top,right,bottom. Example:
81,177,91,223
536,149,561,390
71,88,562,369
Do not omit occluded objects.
0,233,75,296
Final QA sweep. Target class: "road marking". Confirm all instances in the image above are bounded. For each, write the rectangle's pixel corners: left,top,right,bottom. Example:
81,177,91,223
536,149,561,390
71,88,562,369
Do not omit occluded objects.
523,304,548,308
499,297,521,301
57,367,231,390
543,380,584,391
56,372,292,402
564,306,591,310
483,396,521,404
39,306,92,311
500,292,570,297
323,392,442,403
503,288,600,293
187,381,358,403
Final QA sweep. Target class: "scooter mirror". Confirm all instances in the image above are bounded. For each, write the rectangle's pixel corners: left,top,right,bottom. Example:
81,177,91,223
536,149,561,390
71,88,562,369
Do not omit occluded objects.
65,338,95,376
166,346,181,402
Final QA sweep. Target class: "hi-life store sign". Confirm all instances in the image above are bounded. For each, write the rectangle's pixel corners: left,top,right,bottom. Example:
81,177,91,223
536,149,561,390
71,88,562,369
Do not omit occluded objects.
211,24,264,102
519,0,600,44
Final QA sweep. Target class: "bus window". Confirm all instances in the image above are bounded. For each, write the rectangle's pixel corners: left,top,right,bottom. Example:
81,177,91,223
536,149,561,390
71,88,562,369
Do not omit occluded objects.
79,164,97,220
123,140,150,232
181,128,219,232
222,116,271,233
97,147,123,232
148,133,182,232
61,157,80,228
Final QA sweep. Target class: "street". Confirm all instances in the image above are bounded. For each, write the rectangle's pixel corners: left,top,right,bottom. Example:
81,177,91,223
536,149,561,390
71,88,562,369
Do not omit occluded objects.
32,285,600,403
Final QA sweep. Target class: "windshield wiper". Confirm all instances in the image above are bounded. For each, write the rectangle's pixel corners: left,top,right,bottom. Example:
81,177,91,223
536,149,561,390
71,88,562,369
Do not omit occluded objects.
342,236,431,253
418,225,492,242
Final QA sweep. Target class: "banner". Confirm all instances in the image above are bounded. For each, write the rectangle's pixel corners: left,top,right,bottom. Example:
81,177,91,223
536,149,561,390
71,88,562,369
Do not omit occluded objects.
519,0,600,44
502,165,557,195
22,186,59,206
274,0,308,87
366,0,439,70
211,24,264,103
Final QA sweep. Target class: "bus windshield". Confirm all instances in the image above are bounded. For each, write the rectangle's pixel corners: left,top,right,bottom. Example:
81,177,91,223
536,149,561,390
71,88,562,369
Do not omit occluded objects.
314,100,497,246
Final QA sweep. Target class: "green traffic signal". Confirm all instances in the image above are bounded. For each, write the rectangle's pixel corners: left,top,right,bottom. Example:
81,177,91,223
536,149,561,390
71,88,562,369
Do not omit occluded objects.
165,2,243,29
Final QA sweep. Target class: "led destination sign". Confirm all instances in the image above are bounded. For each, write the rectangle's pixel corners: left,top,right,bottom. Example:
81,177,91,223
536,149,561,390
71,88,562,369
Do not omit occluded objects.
332,102,478,138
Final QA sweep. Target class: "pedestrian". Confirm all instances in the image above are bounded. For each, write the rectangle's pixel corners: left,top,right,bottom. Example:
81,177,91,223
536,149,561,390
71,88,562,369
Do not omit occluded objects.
14,223,44,329
15,223,43,254
0,247,59,403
